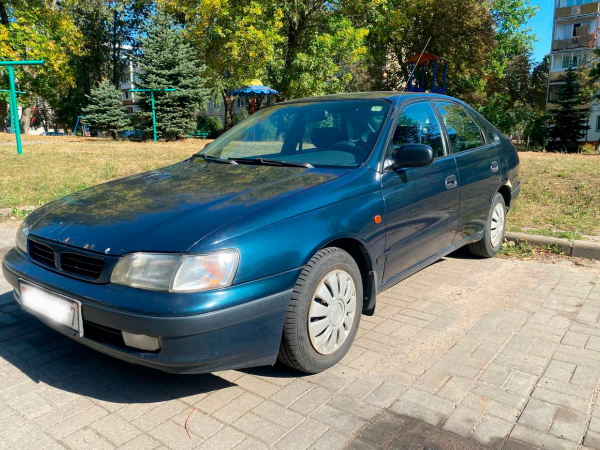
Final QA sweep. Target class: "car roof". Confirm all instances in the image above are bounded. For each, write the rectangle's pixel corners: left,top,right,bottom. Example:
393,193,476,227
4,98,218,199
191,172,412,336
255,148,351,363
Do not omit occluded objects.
281,92,461,107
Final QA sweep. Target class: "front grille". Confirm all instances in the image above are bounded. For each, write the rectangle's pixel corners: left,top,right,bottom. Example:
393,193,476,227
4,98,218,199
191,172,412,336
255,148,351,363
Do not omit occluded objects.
61,252,105,280
29,240,56,268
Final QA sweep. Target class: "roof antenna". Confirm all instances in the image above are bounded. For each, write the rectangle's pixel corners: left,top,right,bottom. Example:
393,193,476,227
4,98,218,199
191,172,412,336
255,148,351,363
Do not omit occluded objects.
399,37,432,99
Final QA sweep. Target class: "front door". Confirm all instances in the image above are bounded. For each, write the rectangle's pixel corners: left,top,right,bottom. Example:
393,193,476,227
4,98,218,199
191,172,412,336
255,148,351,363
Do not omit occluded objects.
382,101,460,286
434,101,500,243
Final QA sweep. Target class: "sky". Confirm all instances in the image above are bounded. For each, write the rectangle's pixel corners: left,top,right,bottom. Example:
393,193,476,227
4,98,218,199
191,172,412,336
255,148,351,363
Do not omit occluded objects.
530,0,553,62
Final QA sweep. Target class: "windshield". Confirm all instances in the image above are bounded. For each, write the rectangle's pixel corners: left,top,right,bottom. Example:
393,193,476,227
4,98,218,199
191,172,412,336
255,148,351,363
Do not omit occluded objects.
199,100,391,168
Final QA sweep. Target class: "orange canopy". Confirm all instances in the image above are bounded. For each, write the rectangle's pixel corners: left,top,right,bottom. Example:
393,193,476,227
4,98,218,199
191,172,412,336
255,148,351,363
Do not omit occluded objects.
406,52,449,67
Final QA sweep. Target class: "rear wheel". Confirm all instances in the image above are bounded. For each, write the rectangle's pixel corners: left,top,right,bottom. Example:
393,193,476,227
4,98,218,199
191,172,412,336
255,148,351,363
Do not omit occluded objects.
278,247,362,373
468,192,506,258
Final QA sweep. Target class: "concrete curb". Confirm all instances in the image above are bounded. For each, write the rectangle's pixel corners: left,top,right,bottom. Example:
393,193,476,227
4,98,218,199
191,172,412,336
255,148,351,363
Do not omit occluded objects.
505,231,600,260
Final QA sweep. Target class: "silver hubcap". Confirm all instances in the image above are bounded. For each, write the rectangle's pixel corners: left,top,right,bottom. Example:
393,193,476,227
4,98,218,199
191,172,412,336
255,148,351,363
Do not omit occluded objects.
308,270,357,355
491,203,505,248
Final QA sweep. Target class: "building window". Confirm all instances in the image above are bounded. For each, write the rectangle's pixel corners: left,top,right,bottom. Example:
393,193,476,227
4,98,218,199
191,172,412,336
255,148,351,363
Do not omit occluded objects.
123,91,129,100
557,0,598,6
548,85,562,103
596,116,600,132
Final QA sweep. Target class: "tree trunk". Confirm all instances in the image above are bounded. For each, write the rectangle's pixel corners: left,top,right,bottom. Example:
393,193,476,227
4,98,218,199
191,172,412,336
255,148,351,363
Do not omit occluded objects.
223,91,234,131
19,107,31,134
0,101,7,131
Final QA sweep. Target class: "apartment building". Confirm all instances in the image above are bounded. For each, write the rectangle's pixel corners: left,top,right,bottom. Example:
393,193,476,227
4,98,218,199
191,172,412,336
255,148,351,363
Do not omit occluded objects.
548,0,600,143
119,47,143,114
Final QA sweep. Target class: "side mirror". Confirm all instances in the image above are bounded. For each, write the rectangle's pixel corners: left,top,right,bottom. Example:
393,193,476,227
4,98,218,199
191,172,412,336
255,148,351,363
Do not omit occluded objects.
388,144,434,169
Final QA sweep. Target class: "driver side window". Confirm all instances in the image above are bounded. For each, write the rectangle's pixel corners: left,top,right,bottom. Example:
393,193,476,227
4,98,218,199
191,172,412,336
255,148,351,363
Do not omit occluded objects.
392,102,446,158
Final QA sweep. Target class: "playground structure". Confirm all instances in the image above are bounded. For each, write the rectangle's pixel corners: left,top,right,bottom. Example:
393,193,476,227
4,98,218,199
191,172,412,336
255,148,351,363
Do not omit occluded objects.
0,60,45,154
406,53,449,95
72,116,91,137
129,88,176,141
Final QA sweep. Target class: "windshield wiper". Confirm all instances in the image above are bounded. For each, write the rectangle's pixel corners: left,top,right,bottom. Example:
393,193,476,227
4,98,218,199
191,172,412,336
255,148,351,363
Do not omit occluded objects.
192,154,238,165
229,158,313,169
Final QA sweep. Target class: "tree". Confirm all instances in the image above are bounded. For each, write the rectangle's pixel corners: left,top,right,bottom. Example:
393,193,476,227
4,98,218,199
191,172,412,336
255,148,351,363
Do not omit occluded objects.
82,79,130,138
160,0,283,130
265,1,369,100
0,0,82,132
546,65,590,153
135,12,210,140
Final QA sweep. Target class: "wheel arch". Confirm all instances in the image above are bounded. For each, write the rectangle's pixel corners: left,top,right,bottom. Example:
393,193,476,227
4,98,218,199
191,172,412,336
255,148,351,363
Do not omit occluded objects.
498,184,512,208
320,237,377,316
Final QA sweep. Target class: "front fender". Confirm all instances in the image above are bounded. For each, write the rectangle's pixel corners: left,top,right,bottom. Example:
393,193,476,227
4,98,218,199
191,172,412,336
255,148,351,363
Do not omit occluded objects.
190,168,386,287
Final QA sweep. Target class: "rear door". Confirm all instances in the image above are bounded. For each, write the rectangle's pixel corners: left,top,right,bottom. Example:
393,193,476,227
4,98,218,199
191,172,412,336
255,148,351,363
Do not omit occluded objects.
434,101,500,243
381,100,460,285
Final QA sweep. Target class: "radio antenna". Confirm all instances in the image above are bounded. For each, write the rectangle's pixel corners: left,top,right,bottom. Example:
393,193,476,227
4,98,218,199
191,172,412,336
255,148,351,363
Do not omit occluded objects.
399,37,432,98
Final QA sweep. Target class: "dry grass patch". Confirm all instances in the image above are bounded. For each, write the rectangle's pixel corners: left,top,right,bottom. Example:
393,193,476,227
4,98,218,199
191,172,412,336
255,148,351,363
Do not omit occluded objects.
0,134,208,216
509,152,600,236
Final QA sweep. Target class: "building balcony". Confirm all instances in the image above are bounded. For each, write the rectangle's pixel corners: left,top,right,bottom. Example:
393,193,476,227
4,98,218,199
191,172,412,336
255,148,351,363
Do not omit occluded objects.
556,2,600,18
552,34,596,51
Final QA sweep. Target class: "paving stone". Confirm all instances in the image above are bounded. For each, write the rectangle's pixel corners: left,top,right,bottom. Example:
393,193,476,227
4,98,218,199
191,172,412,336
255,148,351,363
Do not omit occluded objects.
400,388,455,415
442,405,482,438
61,428,115,450
572,366,600,389
503,371,538,396
544,360,577,383
537,377,593,400
531,387,589,412
473,415,514,448
529,339,559,358
289,386,334,416
584,430,600,449
116,434,160,450
549,407,587,443
462,393,520,423
46,405,108,439
562,331,590,348
472,383,528,409
274,418,329,450
270,380,314,407
431,359,481,378
232,438,269,450
195,387,244,415
389,400,447,427
510,424,578,450
235,375,281,398
201,426,245,450
480,364,512,387
414,369,451,393
364,380,407,408
171,409,222,439
147,420,198,450
0,422,55,450
251,400,304,430
436,376,473,402
518,399,556,432
131,400,187,431
312,405,367,434
307,428,351,450
90,413,142,446
327,395,382,421
233,412,287,446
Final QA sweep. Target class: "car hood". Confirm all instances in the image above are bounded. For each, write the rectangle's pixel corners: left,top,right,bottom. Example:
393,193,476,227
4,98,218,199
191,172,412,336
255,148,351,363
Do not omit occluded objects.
27,159,347,255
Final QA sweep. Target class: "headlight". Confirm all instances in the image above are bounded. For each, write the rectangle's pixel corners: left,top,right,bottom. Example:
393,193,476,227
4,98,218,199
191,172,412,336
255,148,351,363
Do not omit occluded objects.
15,221,29,254
110,250,239,292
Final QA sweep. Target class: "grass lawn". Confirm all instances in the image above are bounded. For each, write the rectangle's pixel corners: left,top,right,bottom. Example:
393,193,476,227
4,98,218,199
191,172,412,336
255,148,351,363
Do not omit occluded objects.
0,134,208,217
1,135,600,237
509,152,600,237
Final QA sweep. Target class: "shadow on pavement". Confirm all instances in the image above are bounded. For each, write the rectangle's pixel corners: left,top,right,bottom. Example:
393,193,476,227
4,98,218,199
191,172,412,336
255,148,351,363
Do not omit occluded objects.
0,290,301,405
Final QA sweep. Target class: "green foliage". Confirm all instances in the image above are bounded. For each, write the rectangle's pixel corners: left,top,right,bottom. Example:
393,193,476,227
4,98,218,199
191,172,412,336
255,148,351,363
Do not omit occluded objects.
196,115,223,139
82,80,131,138
135,12,210,140
546,66,590,153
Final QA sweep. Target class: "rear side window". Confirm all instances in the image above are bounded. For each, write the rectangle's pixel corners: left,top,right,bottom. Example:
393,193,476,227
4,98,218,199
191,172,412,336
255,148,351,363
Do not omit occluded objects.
436,102,485,152
392,102,446,158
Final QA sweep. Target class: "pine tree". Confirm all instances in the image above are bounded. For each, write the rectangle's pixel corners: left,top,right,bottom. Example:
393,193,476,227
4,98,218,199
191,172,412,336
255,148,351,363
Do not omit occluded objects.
136,12,210,140
82,80,131,139
546,65,590,153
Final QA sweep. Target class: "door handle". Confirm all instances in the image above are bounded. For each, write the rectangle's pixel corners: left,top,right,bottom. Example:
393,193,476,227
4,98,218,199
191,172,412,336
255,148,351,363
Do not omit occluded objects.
445,175,458,190
491,161,499,173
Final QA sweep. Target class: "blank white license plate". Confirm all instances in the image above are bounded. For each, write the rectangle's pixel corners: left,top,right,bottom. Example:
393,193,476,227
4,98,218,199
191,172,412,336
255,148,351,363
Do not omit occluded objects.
20,281,83,337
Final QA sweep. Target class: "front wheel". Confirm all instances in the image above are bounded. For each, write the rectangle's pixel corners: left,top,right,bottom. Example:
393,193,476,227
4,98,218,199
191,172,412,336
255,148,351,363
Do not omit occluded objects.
468,192,506,258
277,247,363,373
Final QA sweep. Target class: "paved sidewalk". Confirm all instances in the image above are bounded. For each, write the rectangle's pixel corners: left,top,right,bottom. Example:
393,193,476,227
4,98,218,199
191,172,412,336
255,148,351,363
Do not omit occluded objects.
1,223,600,450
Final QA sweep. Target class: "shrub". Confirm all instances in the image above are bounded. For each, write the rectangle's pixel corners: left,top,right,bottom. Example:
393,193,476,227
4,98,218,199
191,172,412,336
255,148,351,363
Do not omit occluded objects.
196,115,223,138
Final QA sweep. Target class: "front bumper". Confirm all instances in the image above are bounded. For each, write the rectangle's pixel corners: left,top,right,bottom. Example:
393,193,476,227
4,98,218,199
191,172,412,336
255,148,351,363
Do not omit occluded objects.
2,248,296,374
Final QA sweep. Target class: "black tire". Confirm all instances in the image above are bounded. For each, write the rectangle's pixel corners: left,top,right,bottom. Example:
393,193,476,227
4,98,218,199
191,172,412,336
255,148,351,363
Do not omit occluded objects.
468,192,507,258
277,247,363,373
